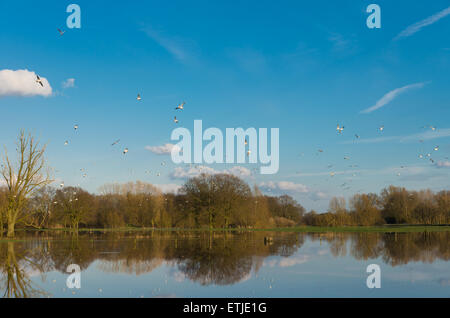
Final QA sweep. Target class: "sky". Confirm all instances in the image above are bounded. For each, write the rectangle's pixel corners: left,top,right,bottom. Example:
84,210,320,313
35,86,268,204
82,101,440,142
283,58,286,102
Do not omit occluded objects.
0,0,449,211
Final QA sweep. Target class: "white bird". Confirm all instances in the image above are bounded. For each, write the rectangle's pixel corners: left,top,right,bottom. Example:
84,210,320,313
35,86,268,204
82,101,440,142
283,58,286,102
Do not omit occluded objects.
137,94,141,101
74,124,79,131
434,146,439,151
174,116,179,124
175,101,185,110
378,125,384,132
36,75,43,87
123,148,128,154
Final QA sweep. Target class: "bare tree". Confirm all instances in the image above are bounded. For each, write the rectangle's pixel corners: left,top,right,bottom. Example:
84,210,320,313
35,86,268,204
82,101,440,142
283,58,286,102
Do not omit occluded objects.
1,130,52,237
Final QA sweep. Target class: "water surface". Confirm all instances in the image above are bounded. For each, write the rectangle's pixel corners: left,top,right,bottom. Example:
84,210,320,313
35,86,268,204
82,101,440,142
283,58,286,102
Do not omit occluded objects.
1,231,449,297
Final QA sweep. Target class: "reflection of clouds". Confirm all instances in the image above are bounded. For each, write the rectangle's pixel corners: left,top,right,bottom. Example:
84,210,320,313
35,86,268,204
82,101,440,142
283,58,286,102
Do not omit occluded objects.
384,270,432,282
174,271,186,282
263,255,310,268
279,255,310,267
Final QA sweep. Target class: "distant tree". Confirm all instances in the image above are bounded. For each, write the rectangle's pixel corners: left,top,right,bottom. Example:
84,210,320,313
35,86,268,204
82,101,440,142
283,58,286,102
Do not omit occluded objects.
350,193,383,226
53,187,94,230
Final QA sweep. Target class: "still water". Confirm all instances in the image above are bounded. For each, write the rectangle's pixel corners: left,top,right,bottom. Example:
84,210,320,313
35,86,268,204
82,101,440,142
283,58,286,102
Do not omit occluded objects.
1,231,449,298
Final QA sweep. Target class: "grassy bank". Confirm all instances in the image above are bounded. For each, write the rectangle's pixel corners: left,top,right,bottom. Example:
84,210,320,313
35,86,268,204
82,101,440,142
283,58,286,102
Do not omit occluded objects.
3,224,450,236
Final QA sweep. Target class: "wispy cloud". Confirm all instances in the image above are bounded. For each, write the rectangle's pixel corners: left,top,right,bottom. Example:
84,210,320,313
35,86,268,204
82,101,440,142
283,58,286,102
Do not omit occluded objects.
0,69,52,97
394,6,450,40
361,82,428,114
62,78,75,88
141,27,194,63
341,128,450,144
145,143,180,155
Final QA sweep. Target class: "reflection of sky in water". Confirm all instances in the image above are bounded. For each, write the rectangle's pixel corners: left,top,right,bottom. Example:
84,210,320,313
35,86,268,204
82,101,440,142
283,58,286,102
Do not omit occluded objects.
14,235,449,298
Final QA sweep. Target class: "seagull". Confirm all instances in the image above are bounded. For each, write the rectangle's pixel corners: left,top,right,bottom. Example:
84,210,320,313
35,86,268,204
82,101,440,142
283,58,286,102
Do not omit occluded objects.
378,125,384,132
174,116,179,124
137,94,141,101
74,124,79,131
57,28,65,36
123,148,128,154
111,139,120,146
175,101,185,110
434,146,439,151
36,75,43,87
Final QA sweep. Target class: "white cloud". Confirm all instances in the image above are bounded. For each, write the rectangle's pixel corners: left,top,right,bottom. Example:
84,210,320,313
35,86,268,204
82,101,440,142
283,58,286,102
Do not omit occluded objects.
62,78,75,88
259,181,309,193
0,69,52,97
145,143,181,155
394,6,450,40
361,82,427,114
170,165,251,179
436,161,450,168
154,183,182,194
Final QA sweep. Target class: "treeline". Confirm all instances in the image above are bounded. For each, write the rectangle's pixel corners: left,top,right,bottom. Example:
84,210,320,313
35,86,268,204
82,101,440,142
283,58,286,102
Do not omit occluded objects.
0,173,305,231
304,186,450,226
1,173,449,232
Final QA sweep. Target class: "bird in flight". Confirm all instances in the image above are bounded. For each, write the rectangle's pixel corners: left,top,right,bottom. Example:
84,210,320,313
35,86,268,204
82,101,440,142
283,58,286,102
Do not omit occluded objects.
175,101,185,110
174,116,179,124
57,28,65,36
111,139,120,146
36,75,43,87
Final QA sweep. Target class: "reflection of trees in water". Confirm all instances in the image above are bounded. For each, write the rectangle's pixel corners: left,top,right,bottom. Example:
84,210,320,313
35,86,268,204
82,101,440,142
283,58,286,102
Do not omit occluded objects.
307,231,450,266
0,230,449,297
0,242,49,298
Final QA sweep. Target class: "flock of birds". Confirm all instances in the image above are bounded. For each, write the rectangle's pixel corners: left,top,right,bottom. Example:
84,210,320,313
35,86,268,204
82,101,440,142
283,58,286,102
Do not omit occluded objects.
34,30,445,195
310,122,444,193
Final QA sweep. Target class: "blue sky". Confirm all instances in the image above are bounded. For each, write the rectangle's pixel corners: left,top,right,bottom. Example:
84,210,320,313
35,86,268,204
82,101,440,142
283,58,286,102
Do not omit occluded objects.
0,0,449,211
